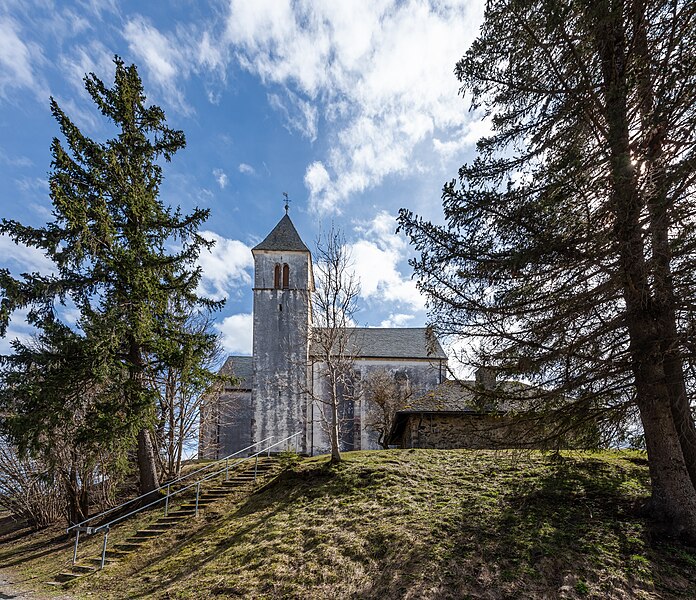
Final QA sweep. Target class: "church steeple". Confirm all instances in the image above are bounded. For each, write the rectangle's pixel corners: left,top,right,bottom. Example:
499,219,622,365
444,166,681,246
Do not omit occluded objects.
250,211,312,454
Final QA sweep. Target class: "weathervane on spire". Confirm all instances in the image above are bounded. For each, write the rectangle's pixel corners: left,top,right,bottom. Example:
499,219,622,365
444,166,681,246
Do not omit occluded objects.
283,191,290,215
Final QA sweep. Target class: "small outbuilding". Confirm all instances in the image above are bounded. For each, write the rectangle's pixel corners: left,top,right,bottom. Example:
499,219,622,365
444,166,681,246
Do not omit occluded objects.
389,370,588,450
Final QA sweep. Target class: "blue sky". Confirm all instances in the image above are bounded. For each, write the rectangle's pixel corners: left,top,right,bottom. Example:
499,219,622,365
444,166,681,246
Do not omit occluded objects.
0,0,486,359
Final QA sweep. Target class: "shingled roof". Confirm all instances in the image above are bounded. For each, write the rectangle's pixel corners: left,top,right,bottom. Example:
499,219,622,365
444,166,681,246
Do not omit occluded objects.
310,327,447,360
252,214,309,252
401,379,534,413
219,355,253,390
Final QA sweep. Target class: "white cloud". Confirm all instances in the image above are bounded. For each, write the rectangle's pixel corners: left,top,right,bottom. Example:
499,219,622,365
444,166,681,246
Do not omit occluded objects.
213,168,228,189
0,147,32,167
267,90,318,141
0,307,36,356
379,313,415,328
432,116,494,160
123,16,192,113
0,16,48,101
303,161,332,212
0,234,56,275
77,0,119,20
198,30,227,73
215,312,253,355
238,163,255,176
219,0,485,214
197,231,253,300
349,210,425,311
60,40,115,95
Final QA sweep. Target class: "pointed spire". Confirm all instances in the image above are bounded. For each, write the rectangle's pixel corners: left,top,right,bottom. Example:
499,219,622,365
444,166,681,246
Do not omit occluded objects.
252,213,309,253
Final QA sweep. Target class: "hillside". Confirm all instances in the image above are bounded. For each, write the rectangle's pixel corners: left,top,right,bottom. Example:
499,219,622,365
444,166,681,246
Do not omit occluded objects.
2,450,696,599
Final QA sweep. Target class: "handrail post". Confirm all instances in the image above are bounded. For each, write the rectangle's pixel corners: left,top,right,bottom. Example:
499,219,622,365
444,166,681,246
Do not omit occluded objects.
254,455,258,482
195,482,200,517
225,458,229,481
72,530,80,565
100,528,109,570
164,484,170,517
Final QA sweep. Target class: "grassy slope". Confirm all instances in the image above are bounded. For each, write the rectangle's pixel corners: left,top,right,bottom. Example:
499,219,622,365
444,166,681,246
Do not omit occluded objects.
4,450,696,599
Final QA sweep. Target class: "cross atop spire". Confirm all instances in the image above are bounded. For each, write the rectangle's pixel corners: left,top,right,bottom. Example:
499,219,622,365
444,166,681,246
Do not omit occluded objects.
283,191,290,215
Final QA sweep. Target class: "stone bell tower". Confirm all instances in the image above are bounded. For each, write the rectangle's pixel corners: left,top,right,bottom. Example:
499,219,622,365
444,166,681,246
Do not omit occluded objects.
250,210,313,453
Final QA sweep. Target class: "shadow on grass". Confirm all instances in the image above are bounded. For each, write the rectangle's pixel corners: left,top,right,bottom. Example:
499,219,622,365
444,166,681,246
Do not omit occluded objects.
87,454,696,600
0,517,72,570
117,461,402,598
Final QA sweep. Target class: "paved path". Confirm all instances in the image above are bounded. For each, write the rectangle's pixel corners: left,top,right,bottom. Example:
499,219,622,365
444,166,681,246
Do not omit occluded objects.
0,570,73,600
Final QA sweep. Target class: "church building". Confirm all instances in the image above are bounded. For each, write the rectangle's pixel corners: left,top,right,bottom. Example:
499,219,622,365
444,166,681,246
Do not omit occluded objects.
199,212,448,458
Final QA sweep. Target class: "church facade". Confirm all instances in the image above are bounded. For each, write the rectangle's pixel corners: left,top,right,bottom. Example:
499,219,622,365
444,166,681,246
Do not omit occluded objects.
199,213,448,458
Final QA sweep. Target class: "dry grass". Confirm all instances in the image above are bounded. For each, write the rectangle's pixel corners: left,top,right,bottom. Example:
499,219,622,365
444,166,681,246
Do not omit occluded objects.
3,450,696,599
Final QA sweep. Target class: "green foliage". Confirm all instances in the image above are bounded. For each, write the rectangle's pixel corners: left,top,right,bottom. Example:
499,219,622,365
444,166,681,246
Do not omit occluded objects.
397,1,696,483
0,57,222,514
574,580,589,595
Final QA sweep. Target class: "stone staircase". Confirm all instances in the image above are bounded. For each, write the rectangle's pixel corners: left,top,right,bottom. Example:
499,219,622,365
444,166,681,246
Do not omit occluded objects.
51,457,279,585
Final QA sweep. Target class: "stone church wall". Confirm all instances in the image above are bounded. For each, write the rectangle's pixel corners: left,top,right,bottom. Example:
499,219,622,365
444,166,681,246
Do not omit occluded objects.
309,357,446,455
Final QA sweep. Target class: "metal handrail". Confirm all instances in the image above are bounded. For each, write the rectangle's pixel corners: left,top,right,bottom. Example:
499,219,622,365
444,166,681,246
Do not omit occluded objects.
66,436,273,534
70,432,302,570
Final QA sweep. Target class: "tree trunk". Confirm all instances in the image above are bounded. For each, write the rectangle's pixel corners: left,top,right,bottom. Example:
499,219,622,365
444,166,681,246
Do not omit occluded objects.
330,378,341,464
637,390,696,544
167,368,176,479
595,0,696,541
662,335,696,487
64,464,89,526
629,0,696,488
137,427,160,495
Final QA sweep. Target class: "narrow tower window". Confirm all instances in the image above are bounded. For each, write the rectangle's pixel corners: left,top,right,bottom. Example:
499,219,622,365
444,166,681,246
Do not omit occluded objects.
282,263,290,288
274,264,281,289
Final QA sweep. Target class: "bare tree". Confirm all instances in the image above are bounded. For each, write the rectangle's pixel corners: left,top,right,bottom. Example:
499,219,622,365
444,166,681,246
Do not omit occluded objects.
363,369,413,449
310,226,360,464
151,310,226,480
0,438,64,529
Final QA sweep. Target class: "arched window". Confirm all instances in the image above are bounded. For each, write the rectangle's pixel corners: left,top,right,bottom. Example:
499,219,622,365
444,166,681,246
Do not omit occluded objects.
282,263,290,288
274,264,281,289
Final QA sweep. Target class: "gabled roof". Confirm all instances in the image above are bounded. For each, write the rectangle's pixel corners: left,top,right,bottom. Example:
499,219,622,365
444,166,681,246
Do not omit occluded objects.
400,379,534,413
219,356,253,390
252,214,309,253
310,327,447,360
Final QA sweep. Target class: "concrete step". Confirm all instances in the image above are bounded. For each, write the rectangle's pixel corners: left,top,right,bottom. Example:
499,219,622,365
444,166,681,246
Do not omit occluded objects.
147,522,176,530
131,529,162,538
55,571,83,582
71,564,96,574
114,542,144,552
85,557,116,567
156,516,188,524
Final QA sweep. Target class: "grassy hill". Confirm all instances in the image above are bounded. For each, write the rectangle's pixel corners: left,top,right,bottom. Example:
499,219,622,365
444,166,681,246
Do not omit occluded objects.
2,449,696,599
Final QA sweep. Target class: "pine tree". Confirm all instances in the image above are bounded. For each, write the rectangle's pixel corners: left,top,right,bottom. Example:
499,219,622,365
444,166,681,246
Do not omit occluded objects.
0,57,222,501
398,0,696,540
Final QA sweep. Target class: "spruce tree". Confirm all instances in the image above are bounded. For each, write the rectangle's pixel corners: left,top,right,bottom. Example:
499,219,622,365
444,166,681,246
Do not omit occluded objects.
398,0,696,540
0,57,222,500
